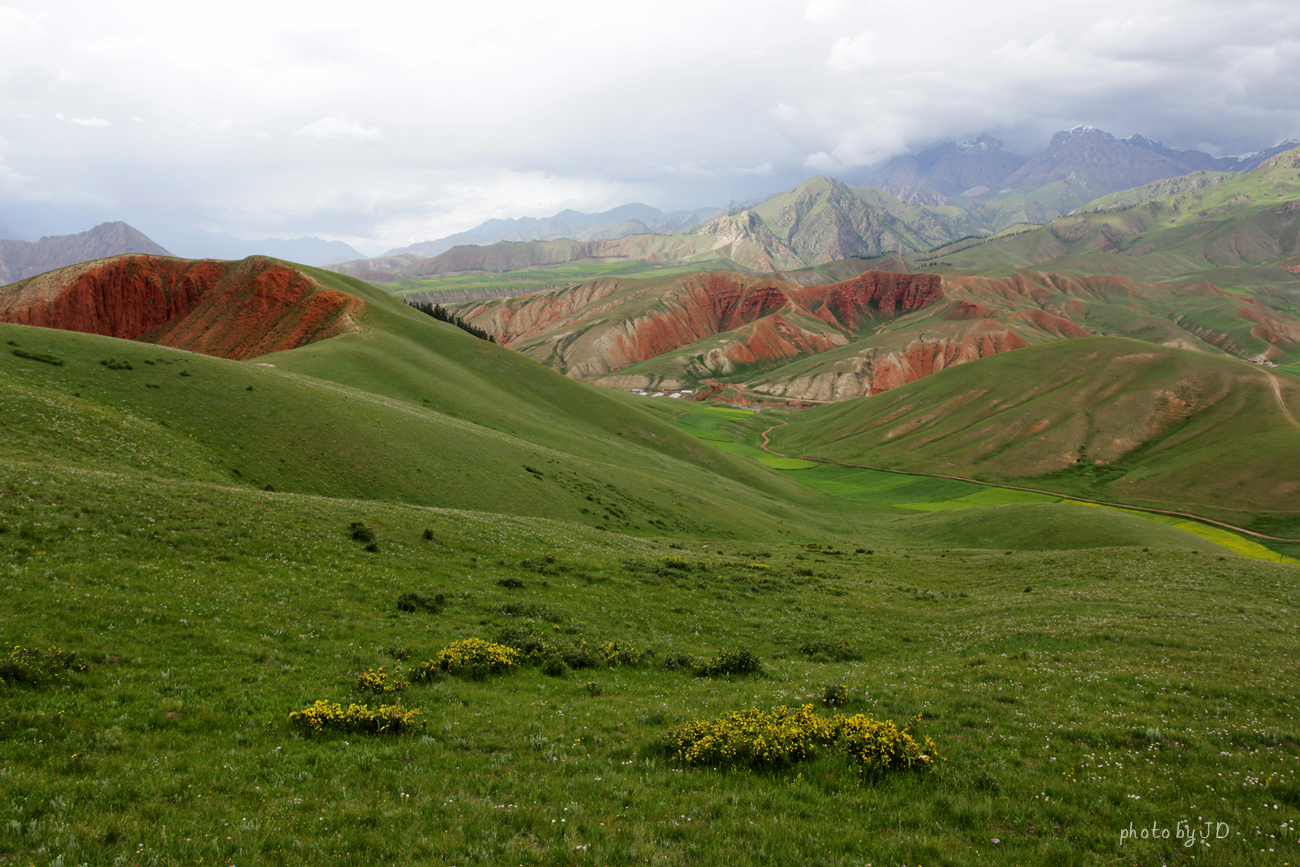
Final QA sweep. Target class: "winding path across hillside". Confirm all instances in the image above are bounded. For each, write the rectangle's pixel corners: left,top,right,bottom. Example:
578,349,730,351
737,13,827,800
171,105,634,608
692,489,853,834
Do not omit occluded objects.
1267,371,1300,430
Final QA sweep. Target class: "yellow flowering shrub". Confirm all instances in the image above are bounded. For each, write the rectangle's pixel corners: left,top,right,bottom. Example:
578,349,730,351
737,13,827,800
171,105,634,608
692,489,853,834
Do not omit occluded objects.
663,704,938,776
355,666,408,693
830,713,939,775
664,704,833,769
0,644,87,686
434,638,520,677
289,700,422,735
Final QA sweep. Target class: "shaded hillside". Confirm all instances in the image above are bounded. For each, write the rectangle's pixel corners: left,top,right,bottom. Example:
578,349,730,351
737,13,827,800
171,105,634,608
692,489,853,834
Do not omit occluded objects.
0,221,169,284
0,254,361,360
779,337,1300,536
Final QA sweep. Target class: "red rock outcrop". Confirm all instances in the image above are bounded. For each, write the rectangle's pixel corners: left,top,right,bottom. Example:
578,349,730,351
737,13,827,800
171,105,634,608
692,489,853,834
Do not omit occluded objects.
0,254,362,360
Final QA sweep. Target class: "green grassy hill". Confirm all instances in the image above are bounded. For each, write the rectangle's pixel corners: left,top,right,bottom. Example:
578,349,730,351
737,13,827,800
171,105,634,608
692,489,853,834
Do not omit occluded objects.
0,266,860,542
780,336,1300,538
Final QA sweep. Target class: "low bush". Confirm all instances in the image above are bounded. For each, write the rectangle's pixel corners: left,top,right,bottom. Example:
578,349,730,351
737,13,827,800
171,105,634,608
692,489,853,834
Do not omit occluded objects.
822,683,849,705
494,626,649,671
662,704,938,777
0,645,87,686
356,666,408,693
349,522,375,543
396,592,444,613
796,640,862,662
289,700,422,735
662,653,696,671
496,577,526,589
695,647,762,677
12,349,63,366
433,638,520,678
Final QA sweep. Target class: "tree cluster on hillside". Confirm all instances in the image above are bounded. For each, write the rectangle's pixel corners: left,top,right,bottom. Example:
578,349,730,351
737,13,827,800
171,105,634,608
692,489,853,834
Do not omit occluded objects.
408,301,495,342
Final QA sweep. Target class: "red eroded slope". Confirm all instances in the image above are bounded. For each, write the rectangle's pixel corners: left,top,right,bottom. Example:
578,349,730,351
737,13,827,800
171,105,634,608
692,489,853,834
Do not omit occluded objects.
0,254,361,360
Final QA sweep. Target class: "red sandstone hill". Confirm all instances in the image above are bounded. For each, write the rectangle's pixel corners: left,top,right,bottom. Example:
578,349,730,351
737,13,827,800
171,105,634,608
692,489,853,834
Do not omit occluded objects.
449,267,1300,402
0,254,362,360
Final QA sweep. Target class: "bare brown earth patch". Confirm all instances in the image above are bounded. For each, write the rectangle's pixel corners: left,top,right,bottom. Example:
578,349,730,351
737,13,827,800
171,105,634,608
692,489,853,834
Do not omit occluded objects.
0,254,362,360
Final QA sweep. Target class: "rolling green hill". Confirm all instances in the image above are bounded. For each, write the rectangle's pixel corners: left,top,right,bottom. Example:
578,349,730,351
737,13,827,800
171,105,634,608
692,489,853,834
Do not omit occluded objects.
780,336,1300,538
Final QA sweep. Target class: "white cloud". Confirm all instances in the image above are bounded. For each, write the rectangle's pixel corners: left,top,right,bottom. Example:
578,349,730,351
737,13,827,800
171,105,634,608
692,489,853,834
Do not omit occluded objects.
295,117,383,142
804,151,842,172
68,117,111,127
4,0,1300,245
804,0,846,23
827,31,875,72
770,102,798,121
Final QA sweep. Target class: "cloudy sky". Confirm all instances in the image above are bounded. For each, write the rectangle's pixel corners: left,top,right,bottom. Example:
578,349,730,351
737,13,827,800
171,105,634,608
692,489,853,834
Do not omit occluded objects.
2,0,1299,252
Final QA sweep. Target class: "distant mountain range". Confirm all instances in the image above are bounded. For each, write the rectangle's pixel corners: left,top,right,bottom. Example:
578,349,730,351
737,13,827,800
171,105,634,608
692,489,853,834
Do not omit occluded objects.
330,128,1300,284
0,222,170,285
424,144,1300,407
148,228,365,266
381,203,719,259
863,127,1299,198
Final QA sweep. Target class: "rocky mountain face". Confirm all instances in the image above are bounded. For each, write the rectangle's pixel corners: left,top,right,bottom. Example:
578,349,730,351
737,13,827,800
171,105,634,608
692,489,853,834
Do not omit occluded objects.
999,127,1232,192
864,134,1030,197
449,265,1300,402
0,254,361,359
0,222,170,285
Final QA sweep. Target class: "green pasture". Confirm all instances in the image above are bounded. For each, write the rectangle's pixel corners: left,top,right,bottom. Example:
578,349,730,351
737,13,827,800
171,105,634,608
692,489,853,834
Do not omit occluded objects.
668,405,1287,562
5,460,1300,866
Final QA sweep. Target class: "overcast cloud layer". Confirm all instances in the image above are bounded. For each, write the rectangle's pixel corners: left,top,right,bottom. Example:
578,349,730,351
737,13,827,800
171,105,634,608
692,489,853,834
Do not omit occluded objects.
2,0,1299,249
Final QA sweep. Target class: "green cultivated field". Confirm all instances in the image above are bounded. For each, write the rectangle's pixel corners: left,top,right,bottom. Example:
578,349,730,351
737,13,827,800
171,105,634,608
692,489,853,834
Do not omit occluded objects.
4,270,1300,865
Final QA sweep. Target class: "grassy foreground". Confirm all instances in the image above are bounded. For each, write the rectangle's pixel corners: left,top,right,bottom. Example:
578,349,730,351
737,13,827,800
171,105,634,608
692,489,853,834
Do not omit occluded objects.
4,460,1300,866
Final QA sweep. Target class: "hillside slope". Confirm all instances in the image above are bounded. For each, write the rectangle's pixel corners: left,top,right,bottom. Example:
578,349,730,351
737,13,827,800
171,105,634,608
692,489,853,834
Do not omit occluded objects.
451,264,1300,402
780,337,1300,536
0,262,872,540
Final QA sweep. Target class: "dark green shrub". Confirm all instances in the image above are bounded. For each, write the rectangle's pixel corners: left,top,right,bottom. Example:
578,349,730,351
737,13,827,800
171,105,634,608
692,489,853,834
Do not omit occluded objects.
497,577,526,589
822,683,849,705
663,653,696,672
796,640,861,662
100,358,132,370
0,645,87,686
423,529,434,541
540,655,568,677
695,648,762,677
12,349,62,366
396,592,444,613
350,522,375,543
